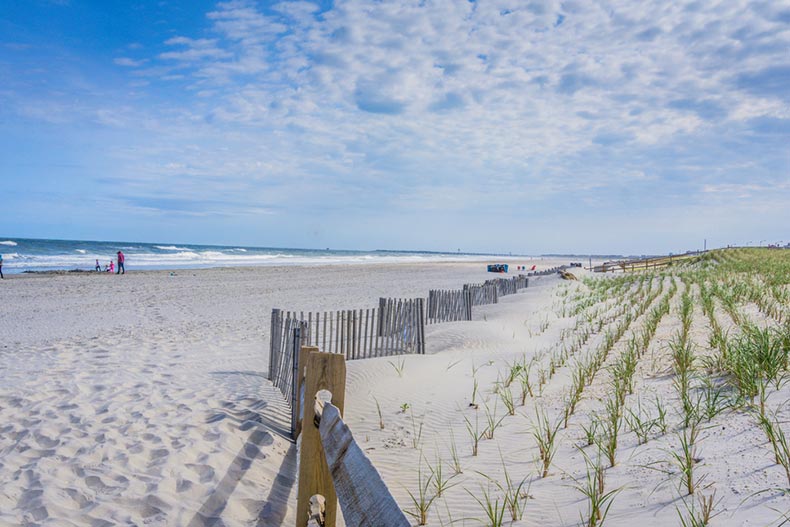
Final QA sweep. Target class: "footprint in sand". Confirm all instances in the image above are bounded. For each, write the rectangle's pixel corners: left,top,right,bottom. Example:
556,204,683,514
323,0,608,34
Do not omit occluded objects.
85,475,118,495
65,487,93,509
16,488,43,509
33,432,60,448
128,443,144,454
24,505,49,522
203,430,221,441
149,448,169,462
185,463,215,483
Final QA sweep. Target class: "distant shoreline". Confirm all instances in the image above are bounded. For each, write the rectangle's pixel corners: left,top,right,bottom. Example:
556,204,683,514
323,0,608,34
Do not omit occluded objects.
0,237,553,275
6,256,564,277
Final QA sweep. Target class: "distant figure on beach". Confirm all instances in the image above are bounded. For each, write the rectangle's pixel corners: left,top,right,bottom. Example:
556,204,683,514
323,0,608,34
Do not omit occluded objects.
0,253,3,279
95,259,101,272
108,261,114,273
116,251,125,274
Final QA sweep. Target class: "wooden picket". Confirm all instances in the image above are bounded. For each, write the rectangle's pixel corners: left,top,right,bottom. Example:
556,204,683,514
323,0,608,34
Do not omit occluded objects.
427,289,472,323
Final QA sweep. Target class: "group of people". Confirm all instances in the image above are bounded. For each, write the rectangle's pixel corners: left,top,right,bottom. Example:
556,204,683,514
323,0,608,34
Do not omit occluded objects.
95,250,126,274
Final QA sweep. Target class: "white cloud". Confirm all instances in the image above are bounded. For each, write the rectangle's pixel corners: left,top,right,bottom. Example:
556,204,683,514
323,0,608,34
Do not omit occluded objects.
5,0,789,251
159,37,231,62
113,57,147,67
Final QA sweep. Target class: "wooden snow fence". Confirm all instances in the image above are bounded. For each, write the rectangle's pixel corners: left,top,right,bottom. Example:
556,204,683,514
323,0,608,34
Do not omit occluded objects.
483,275,529,297
527,266,566,276
297,350,409,527
427,288,472,323
268,311,308,418
269,299,425,438
270,299,425,364
464,282,499,306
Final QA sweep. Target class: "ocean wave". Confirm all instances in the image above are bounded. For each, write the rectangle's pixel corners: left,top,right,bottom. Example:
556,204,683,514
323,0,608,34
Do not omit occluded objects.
1,246,511,272
154,245,191,251
0,240,18,246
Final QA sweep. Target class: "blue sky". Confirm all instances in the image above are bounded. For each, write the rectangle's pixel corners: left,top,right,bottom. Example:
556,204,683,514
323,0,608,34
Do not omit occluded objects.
1,0,788,254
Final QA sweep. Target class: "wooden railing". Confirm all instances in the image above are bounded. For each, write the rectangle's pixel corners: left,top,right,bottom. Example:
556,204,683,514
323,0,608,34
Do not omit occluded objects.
593,252,704,273
297,350,409,527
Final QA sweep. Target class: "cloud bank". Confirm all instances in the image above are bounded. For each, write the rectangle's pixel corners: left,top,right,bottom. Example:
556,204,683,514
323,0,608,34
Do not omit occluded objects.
1,0,788,253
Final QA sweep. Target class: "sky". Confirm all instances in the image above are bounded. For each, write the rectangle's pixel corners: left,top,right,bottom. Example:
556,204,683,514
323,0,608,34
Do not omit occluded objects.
0,0,788,255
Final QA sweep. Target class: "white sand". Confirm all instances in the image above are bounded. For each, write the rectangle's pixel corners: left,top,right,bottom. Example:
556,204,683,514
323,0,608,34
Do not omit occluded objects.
3,259,785,526
0,259,552,526
342,272,790,526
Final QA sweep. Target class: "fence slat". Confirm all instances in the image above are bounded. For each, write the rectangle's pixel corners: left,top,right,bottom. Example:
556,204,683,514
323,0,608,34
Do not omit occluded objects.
318,403,410,527
296,352,346,527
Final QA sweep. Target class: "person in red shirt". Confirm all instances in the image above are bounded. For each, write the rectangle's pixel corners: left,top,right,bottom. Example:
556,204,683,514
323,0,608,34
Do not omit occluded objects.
116,251,125,274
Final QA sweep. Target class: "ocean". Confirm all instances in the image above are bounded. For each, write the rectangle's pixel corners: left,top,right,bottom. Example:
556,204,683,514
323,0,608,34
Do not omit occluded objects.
0,238,510,274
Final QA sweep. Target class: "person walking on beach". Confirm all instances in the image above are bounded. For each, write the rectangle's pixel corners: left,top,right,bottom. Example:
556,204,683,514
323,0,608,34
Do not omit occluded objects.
116,251,125,274
0,253,3,279
95,259,101,272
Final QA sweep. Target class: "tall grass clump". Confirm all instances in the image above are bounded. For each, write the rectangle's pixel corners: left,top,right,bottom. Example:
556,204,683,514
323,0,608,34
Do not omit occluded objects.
723,325,788,417
531,408,562,478
668,421,703,495
518,356,535,404
756,409,790,485
670,334,697,426
572,448,620,527
477,455,531,522
625,398,659,445
464,412,485,457
467,486,507,527
484,401,506,440
596,396,623,467
677,490,720,527
405,459,438,525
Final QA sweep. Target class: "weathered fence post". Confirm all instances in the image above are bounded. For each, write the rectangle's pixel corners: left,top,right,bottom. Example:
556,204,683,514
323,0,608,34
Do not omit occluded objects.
294,345,319,440
378,297,386,336
418,297,425,354
269,308,281,381
290,326,303,439
464,289,472,320
297,352,346,527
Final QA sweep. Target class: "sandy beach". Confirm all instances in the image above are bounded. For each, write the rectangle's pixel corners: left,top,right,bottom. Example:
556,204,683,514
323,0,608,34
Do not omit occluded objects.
2,255,788,526
0,259,551,526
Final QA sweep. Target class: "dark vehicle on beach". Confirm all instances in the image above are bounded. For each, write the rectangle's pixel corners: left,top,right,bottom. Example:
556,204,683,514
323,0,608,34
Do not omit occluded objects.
487,264,508,273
